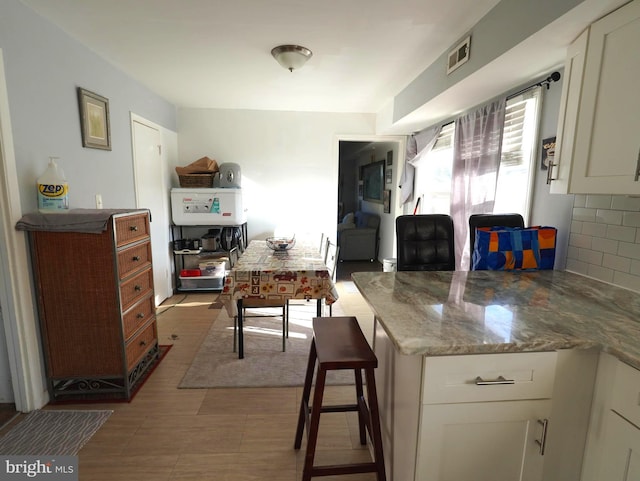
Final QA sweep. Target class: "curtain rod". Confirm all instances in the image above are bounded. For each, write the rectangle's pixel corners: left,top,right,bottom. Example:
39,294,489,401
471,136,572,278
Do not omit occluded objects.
507,71,561,100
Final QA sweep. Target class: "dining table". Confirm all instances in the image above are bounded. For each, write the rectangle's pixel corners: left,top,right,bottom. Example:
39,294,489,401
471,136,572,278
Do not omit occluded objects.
219,239,339,359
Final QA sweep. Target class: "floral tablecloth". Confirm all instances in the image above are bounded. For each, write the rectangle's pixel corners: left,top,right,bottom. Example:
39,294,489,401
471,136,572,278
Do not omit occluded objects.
220,240,339,316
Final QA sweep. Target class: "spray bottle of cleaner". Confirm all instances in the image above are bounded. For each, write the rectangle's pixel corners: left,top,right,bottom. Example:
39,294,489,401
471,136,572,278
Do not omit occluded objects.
37,157,69,213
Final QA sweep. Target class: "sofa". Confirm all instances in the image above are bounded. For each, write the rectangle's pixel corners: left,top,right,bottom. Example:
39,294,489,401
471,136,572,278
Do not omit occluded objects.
337,211,380,261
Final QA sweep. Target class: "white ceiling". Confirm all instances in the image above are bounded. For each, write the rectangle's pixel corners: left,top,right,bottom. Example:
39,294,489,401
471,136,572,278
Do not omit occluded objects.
20,0,627,127
20,0,502,113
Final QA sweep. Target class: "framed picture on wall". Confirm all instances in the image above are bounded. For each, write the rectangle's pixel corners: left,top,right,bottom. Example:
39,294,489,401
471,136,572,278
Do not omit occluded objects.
385,168,392,184
362,160,384,203
383,190,391,213
541,136,556,171
78,87,111,150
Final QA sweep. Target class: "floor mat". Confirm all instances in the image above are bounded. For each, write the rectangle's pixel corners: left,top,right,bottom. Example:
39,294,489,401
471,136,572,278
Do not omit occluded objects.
0,409,112,455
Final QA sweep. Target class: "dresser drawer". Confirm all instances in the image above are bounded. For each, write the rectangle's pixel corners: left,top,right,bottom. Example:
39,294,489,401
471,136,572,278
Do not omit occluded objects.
126,321,157,371
422,352,557,404
123,295,155,341
611,359,640,427
117,241,152,280
119,268,153,311
114,212,150,247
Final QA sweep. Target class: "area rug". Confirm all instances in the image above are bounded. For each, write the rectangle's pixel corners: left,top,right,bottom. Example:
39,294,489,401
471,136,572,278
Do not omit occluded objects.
179,305,354,388
0,409,112,455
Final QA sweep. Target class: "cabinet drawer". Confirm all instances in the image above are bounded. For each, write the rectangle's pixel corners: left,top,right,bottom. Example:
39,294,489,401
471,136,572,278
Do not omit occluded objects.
611,360,640,428
119,268,153,311
422,352,557,404
123,295,155,341
114,213,150,247
117,241,152,280
126,320,157,371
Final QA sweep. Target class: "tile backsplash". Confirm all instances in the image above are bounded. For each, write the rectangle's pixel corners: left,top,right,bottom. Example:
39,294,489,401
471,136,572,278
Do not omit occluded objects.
567,194,640,292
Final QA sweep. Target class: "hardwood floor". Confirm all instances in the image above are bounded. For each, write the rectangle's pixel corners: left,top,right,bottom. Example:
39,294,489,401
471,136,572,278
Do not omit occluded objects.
0,403,18,431
66,277,381,480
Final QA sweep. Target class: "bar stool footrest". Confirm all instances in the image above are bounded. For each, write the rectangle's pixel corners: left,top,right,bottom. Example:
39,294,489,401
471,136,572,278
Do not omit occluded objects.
319,403,359,413
311,462,379,477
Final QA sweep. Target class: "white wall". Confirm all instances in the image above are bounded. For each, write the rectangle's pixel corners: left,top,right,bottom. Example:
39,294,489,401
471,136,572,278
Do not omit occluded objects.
529,71,575,269
176,108,376,244
0,0,178,410
1,0,177,214
390,0,583,127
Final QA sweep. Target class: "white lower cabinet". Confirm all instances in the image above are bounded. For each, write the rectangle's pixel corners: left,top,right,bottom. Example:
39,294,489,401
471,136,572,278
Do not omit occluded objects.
598,411,640,480
373,323,598,481
416,352,557,481
416,400,551,481
582,353,640,481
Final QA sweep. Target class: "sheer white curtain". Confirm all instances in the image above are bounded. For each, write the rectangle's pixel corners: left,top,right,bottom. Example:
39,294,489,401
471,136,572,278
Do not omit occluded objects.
399,126,442,206
451,99,506,270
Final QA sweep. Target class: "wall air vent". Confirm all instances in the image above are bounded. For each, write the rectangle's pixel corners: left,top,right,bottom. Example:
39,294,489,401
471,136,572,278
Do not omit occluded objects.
447,36,471,75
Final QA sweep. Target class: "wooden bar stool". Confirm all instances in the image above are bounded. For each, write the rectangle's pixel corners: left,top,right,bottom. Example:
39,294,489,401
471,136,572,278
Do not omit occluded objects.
294,316,386,481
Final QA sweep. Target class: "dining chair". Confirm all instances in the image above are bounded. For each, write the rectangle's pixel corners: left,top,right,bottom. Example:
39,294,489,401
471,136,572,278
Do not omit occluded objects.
319,233,330,262
395,214,455,271
468,213,525,270
234,298,287,353
325,241,340,316
285,234,332,320
286,241,340,320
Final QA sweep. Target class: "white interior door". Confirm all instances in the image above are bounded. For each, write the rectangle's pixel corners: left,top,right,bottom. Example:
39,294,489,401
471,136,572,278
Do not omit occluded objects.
131,116,171,305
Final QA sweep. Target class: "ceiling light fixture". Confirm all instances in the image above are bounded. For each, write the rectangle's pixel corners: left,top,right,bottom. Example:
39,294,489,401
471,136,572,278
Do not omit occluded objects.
271,45,312,72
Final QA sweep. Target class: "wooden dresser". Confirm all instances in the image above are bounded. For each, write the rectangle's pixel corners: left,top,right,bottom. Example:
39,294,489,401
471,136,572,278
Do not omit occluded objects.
27,210,159,401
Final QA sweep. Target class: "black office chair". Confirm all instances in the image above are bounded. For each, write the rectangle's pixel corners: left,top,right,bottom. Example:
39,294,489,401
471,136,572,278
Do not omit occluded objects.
468,213,525,270
468,213,525,252
396,215,455,271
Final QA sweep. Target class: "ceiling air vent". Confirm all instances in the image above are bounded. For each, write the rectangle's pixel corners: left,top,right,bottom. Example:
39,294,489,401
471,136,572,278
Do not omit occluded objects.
447,36,471,75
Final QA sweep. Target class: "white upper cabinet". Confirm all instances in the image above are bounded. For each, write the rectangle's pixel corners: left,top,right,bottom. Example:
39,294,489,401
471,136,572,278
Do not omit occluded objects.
550,29,588,194
551,0,640,194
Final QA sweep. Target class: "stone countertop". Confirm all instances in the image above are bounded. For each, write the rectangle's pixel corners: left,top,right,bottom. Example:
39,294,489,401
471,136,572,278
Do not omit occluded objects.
351,270,640,369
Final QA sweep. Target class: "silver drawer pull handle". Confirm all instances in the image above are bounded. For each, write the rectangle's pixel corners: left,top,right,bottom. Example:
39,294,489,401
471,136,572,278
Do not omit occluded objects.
136,313,145,319
139,340,147,347
132,256,141,261
535,419,549,455
129,225,138,232
474,375,515,385
546,162,557,184
134,285,142,291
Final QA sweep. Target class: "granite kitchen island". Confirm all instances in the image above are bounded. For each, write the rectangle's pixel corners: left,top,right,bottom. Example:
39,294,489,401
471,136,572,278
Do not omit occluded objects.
352,270,640,481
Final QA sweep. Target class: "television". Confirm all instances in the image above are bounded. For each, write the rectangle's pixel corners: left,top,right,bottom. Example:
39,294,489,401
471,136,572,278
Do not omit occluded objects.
362,160,384,203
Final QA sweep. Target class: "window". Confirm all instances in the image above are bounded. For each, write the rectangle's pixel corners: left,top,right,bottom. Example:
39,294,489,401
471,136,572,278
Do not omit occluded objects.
493,88,542,217
414,122,454,214
413,87,542,220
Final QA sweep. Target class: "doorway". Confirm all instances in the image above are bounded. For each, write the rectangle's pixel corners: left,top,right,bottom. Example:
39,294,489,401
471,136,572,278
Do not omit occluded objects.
337,136,406,264
0,48,47,412
0,144,15,409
